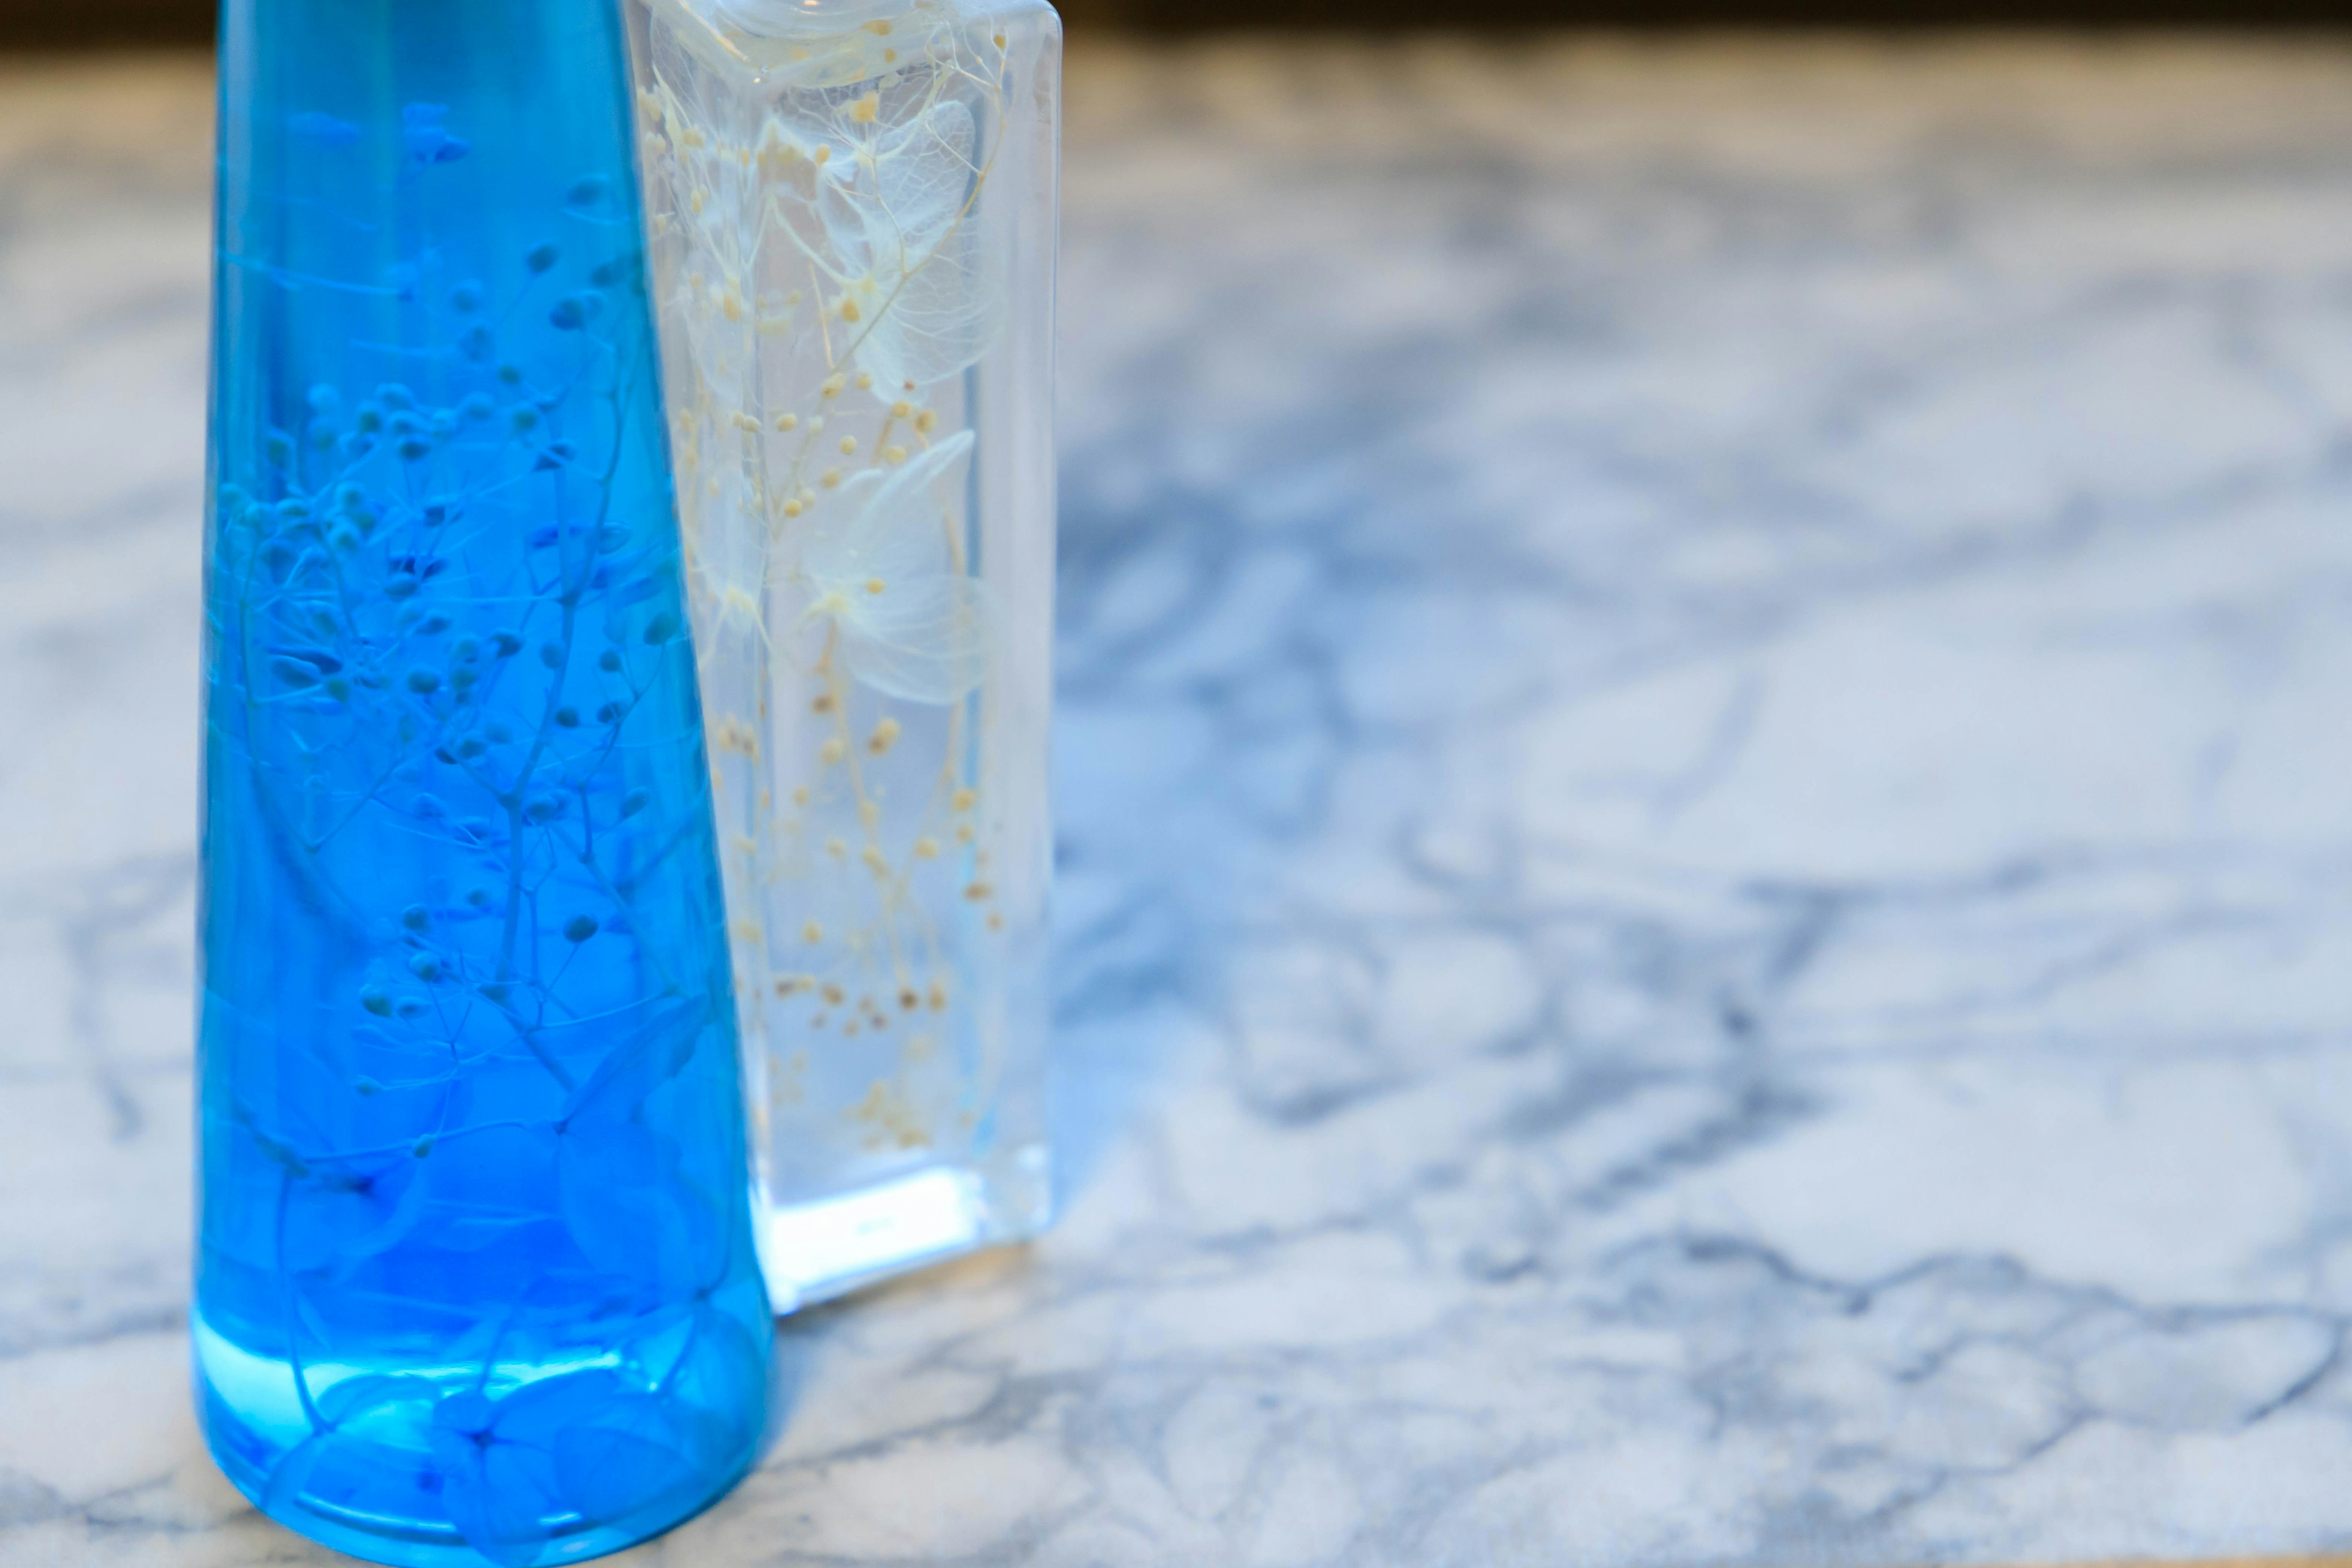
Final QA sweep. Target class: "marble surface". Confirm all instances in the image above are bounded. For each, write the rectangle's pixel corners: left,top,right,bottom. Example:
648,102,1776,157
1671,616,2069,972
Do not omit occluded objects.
6,34,2352,1568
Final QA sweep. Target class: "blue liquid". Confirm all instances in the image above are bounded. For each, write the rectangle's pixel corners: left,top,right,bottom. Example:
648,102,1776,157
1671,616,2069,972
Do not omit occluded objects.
197,4,770,1564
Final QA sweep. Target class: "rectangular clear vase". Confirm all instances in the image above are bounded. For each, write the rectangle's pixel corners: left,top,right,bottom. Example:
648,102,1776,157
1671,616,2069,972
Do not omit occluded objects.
624,0,1059,1310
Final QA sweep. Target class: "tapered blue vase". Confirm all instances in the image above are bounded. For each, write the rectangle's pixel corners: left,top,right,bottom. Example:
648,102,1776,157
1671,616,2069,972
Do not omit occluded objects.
195,3,771,1563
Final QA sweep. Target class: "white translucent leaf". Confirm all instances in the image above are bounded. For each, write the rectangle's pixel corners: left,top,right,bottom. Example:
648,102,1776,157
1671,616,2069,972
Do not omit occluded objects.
839,574,998,704
856,221,1003,393
686,462,769,639
864,102,974,262
834,101,1003,390
697,6,914,92
803,429,973,587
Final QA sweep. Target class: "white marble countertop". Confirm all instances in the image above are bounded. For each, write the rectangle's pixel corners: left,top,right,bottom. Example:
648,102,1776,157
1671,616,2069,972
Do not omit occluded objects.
6,35,2352,1568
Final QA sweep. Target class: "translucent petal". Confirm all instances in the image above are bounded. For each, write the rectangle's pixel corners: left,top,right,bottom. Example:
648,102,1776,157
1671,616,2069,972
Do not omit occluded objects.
492,1368,637,1449
710,13,914,92
804,428,974,587
258,1434,327,1520
840,573,998,704
317,1372,445,1426
661,1303,769,1450
851,102,1000,390
263,1378,449,1542
427,1369,669,1562
557,1120,724,1292
856,228,1003,393
410,1121,562,1280
559,996,706,1128
282,1151,431,1273
865,100,976,265
428,1427,564,1567
552,1394,701,1526
784,97,998,391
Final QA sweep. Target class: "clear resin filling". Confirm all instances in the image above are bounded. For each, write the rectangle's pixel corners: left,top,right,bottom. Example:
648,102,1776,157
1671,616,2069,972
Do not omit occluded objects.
626,0,1060,1306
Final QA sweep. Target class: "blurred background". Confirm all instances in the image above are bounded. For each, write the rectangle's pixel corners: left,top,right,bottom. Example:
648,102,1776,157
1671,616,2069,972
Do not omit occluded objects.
4,0,2349,40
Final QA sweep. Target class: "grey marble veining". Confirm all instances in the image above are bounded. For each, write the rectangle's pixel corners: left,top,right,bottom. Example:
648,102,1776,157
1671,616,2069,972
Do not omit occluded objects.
4,35,2352,1568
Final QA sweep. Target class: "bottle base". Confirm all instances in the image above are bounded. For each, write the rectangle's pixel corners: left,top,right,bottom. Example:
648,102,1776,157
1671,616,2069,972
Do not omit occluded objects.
195,1315,760,1567
761,1145,1051,1311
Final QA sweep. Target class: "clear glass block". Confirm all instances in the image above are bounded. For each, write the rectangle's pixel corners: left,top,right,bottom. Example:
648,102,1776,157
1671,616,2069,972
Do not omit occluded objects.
624,0,1060,1309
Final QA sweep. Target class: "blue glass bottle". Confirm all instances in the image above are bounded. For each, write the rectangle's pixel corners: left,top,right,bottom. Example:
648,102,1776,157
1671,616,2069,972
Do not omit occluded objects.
195,3,771,1564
